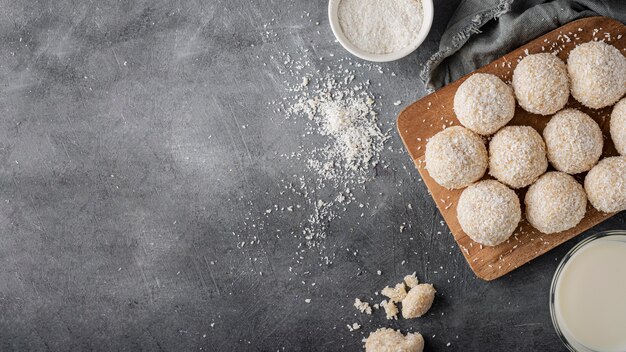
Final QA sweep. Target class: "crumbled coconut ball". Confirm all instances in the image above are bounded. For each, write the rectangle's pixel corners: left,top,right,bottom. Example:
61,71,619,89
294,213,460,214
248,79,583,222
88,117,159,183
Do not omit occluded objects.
489,126,548,188
381,283,408,303
453,73,516,135
525,172,587,234
401,284,436,319
425,126,488,189
567,41,626,109
365,328,424,352
354,298,373,315
512,53,570,115
584,156,626,213
543,109,603,174
403,272,419,288
381,300,399,320
456,180,521,246
610,98,626,155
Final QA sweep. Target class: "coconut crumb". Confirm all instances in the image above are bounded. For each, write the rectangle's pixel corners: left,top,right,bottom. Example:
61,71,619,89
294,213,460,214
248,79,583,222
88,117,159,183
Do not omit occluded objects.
381,282,408,302
347,322,361,332
404,272,419,288
365,328,424,352
354,298,373,315
381,300,399,320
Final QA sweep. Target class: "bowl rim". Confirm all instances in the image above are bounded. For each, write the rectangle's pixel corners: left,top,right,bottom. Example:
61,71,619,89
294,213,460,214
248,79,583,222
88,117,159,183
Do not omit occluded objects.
327,0,434,62
549,230,626,352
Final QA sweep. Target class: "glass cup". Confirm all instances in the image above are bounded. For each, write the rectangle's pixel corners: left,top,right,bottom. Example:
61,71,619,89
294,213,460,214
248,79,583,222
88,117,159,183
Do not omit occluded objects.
550,230,626,352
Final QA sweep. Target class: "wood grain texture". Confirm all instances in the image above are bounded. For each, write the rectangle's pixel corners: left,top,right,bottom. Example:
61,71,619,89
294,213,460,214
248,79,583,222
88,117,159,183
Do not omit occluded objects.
397,17,626,281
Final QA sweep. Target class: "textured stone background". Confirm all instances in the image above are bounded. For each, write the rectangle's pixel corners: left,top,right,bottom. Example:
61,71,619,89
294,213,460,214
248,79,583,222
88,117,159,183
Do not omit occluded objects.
0,0,623,351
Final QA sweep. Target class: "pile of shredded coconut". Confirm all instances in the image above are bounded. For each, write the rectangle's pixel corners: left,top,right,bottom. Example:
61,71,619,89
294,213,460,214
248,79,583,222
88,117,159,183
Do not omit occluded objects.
338,0,424,55
291,85,388,183
286,68,390,250
248,37,397,264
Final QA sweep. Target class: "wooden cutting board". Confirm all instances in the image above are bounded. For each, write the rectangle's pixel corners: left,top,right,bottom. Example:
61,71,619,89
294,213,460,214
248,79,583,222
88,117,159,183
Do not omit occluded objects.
397,17,625,281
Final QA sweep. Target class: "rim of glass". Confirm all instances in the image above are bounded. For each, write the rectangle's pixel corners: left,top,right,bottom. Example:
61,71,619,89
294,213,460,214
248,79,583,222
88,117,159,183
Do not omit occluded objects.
549,230,626,352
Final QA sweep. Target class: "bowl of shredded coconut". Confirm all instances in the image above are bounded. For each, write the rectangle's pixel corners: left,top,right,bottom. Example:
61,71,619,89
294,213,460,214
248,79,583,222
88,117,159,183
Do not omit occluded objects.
328,0,433,62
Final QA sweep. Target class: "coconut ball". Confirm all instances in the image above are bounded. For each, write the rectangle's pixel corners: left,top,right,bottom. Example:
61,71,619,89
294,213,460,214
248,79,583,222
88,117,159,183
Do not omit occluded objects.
525,172,587,234
365,328,424,352
456,180,521,246
489,126,548,188
401,284,436,319
543,109,603,174
584,156,626,213
567,41,626,109
425,126,488,189
512,53,570,115
611,98,626,155
453,73,516,135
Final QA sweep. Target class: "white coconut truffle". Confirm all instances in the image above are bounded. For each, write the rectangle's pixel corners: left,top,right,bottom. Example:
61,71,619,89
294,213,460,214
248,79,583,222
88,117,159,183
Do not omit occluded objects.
401,284,436,319
512,53,570,115
425,126,488,189
567,41,626,109
365,328,424,352
453,73,516,135
489,126,548,188
611,98,626,155
543,109,603,174
584,156,626,213
456,180,521,246
525,172,587,234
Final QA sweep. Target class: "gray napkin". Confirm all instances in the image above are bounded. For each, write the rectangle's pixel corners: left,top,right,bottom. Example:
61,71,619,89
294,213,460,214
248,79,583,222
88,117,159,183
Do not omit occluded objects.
422,0,626,92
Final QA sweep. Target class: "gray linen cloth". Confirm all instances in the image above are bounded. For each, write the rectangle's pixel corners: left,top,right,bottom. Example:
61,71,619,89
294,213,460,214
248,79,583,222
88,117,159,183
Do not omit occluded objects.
422,0,626,92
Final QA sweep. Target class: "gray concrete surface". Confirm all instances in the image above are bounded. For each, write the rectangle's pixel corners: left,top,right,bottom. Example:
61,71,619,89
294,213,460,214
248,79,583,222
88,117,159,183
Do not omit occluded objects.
0,0,623,351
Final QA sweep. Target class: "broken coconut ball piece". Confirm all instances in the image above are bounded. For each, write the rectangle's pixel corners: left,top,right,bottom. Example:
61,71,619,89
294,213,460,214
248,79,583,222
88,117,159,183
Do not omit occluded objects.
402,284,436,319
361,273,433,352
365,328,424,352
380,273,436,320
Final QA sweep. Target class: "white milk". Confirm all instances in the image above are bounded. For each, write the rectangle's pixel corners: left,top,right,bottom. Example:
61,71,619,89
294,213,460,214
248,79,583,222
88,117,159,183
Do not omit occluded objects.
554,237,626,351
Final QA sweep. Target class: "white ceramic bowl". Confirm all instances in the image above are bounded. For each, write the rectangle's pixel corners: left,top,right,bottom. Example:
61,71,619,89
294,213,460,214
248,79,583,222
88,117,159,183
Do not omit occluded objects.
328,0,434,62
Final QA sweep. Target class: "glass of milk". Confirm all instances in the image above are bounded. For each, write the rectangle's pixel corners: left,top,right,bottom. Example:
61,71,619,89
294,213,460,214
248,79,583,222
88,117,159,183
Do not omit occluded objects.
550,230,626,352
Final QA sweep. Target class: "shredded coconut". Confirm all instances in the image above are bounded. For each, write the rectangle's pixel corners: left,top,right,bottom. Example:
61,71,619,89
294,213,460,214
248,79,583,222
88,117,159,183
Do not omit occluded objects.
338,0,424,55
232,20,402,284
291,91,387,180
